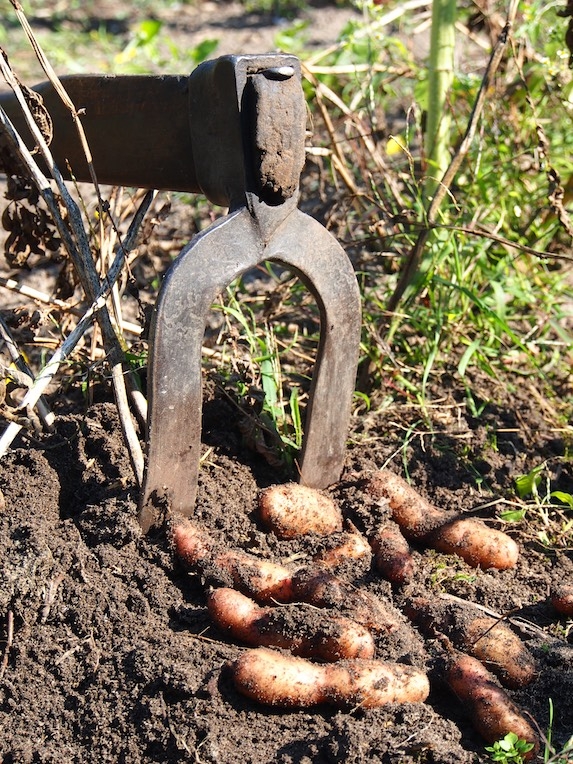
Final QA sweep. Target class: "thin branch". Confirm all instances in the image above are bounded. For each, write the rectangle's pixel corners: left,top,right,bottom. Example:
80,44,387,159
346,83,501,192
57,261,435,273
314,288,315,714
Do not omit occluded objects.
0,314,54,429
8,0,105,208
0,190,155,461
0,51,146,483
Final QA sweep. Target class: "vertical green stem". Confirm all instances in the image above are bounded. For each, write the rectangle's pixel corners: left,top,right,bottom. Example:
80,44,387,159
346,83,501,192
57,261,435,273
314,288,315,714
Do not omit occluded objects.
425,0,456,199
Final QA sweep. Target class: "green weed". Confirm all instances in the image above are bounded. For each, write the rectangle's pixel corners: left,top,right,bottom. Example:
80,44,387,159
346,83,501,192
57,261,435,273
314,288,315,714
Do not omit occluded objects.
485,732,535,764
543,699,573,764
505,463,573,547
211,280,312,470
299,0,573,414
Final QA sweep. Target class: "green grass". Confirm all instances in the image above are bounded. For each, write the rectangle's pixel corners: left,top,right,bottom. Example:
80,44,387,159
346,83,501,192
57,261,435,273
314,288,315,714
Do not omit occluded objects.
3,0,573,459
299,0,573,421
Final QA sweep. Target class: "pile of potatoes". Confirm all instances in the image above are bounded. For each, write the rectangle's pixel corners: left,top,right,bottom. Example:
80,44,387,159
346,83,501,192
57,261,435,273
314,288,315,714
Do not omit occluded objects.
173,470,543,757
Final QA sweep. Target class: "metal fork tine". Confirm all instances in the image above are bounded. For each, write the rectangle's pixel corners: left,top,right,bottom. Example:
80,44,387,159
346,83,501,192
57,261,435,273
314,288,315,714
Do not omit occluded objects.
139,207,360,531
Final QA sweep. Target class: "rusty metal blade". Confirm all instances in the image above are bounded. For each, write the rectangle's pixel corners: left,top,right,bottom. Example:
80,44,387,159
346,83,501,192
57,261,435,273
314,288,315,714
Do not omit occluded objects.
139,205,361,531
0,74,200,191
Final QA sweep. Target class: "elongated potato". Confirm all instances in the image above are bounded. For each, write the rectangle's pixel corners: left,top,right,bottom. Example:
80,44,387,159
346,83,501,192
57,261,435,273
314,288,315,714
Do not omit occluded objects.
291,567,402,633
313,523,372,570
258,483,343,539
172,521,294,603
550,583,573,617
365,469,446,539
365,470,519,569
405,597,536,689
445,652,539,757
370,521,415,585
208,587,375,661
231,647,430,709
427,518,519,570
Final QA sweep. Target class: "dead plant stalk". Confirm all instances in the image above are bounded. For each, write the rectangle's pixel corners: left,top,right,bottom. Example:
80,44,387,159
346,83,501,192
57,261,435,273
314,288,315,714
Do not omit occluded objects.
0,31,147,481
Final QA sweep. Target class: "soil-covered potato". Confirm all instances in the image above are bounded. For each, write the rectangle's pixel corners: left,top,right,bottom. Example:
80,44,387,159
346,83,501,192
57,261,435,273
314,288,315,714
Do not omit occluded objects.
445,652,539,758
405,597,536,688
231,647,430,709
207,587,376,661
258,483,343,538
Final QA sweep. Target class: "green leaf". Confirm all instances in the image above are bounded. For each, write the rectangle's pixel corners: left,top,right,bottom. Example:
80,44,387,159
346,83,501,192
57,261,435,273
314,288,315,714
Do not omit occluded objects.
498,509,527,523
458,337,481,378
550,491,573,509
135,19,162,46
515,465,544,499
190,38,219,65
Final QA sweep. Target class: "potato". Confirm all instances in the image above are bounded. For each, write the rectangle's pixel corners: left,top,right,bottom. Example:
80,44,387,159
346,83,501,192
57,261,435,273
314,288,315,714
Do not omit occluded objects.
427,518,519,570
291,567,403,633
172,521,294,603
313,522,372,569
207,587,375,661
365,469,446,540
463,616,536,689
327,655,430,709
445,652,539,757
231,647,430,709
365,470,519,570
232,647,327,707
215,550,294,603
172,520,214,566
258,483,343,539
405,598,536,688
370,521,415,585
550,583,573,617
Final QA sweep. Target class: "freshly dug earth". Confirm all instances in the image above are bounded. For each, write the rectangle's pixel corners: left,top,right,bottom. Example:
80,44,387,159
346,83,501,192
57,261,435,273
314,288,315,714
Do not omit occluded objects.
0,380,572,763
1,2,573,762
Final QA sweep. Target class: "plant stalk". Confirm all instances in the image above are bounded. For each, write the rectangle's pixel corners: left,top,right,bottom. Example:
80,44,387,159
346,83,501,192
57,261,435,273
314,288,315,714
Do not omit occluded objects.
425,0,456,200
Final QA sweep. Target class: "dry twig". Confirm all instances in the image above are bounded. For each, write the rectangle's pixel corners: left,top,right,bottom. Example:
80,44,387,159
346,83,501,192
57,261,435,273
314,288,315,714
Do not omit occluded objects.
0,38,152,481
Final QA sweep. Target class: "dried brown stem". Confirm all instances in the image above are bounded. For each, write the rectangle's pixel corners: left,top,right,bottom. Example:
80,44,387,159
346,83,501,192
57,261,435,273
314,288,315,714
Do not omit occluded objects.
0,47,145,483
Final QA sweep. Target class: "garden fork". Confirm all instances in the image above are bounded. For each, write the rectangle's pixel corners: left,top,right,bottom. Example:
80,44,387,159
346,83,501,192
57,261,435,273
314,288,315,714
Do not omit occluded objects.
140,54,361,530
0,54,361,532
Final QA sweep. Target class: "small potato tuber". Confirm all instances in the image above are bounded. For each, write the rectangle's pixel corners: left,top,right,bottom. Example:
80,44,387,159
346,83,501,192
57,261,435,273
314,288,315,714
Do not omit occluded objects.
231,647,430,709
172,520,294,603
445,651,539,758
427,518,519,571
405,598,536,689
258,483,343,539
365,470,519,570
207,587,376,661
370,521,415,585
550,583,573,617
365,469,446,540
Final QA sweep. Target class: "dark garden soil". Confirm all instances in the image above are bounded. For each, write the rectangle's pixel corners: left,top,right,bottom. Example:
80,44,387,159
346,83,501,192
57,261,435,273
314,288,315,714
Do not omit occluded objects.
1,1,573,762
0,373,572,764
